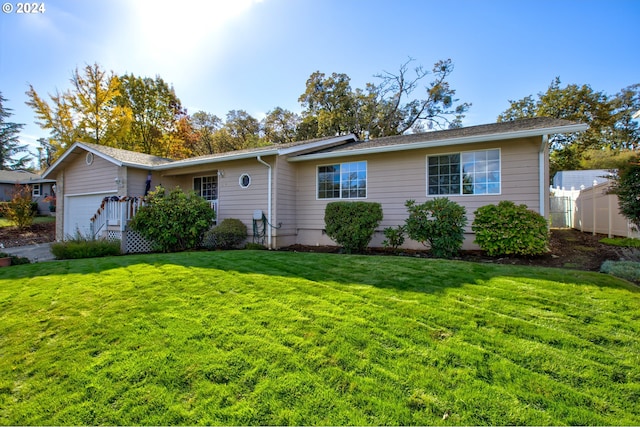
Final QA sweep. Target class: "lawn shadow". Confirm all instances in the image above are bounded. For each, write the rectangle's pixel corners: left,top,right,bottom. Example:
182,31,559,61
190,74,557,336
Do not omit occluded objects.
1,249,637,295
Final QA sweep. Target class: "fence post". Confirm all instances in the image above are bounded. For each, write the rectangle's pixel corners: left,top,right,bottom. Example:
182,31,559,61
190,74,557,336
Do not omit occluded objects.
592,180,597,235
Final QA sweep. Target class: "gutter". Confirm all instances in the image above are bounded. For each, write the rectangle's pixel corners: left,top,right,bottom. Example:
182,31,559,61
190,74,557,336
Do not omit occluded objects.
540,135,549,217
256,155,273,248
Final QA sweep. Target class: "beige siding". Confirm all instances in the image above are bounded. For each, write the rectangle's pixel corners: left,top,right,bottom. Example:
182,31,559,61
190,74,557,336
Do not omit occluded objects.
273,155,298,247
294,136,545,249
126,168,152,197
159,158,271,242
64,154,119,195
218,158,269,238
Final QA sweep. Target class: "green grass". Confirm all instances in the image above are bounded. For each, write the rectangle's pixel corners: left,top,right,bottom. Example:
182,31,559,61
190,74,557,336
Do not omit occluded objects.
0,216,55,227
1,251,639,425
600,236,640,248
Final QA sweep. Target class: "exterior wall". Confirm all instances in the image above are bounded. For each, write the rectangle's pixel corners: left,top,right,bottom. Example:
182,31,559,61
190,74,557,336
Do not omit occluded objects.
55,154,120,240
64,154,119,195
273,155,298,247
126,167,152,197
158,157,271,244
293,136,544,250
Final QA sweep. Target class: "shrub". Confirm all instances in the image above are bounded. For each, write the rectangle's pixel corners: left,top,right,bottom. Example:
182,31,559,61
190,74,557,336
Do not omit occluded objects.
472,201,549,256
324,201,383,254
50,233,121,260
611,154,640,230
202,218,248,250
0,252,31,265
130,186,216,253
5,185,35,230
600,260,640,283
382,225,406,252
404,198,467,258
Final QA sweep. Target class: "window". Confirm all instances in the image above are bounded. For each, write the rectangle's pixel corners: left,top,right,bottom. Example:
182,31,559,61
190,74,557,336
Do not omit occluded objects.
428,149,500,195
318,161,367,199
32,184,41,197
239,173,251,188
194,175,218,200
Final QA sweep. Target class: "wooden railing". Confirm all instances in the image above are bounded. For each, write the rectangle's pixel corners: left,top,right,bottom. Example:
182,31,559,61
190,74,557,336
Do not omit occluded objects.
90,196,146,238
90,196,218,238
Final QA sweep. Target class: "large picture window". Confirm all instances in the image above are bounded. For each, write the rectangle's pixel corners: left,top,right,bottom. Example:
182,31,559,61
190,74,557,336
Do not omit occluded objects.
428,149,500,195
318,161,367,199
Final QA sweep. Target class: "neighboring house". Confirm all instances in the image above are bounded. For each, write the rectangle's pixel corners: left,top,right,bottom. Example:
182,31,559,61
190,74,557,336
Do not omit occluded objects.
0,170,56,215
553,169,616,190
42,117,587,250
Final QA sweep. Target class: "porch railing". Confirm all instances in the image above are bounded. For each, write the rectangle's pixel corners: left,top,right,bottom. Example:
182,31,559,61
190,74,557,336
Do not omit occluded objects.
90,196,218,238
90,196,146,238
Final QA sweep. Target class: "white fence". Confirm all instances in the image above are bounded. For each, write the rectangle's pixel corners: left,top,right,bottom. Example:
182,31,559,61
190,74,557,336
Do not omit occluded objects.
550,183,639,238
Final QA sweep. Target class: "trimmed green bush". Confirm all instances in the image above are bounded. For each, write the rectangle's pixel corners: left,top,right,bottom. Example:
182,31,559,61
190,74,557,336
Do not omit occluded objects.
404,198,467,258
202,218,248,250
600,260,640,283
382,225,406,252
130,186,216,253
472,201,549,256
324,201,383,253
50,239,121,260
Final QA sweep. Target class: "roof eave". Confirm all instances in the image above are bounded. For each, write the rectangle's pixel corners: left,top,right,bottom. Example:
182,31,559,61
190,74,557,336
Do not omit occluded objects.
153,148,281,170
288,124,589,162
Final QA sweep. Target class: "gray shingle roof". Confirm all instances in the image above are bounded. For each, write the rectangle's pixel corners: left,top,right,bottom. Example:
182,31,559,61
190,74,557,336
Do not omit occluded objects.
0,169,53,184
310,117,584,155
80,142,173,167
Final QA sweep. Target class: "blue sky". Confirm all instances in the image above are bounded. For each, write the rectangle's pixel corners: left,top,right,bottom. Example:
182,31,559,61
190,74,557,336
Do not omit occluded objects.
1,0,638,162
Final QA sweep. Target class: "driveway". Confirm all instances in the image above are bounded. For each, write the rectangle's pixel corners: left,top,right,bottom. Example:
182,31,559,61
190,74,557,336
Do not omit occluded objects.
2,242,55,262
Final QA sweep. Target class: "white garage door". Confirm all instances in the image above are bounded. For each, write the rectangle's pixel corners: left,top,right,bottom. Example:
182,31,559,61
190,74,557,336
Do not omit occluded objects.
64,192,115,239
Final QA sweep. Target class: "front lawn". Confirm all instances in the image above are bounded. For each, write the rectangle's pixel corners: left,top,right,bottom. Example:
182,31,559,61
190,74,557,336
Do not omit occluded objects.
0,251,638,425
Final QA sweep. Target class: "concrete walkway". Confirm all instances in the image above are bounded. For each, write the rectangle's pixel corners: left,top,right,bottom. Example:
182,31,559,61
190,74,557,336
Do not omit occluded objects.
1,242,55,262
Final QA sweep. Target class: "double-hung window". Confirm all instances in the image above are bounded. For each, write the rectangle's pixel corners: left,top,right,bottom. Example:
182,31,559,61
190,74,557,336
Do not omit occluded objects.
428,149,500,195
318,161,367,199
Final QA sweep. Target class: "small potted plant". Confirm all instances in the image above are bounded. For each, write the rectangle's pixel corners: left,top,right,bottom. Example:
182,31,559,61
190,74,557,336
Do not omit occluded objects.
0,253,12,267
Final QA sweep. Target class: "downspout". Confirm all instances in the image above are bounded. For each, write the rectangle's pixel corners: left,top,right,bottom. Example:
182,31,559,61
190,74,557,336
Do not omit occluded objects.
256,155,272,248
539,135,549,217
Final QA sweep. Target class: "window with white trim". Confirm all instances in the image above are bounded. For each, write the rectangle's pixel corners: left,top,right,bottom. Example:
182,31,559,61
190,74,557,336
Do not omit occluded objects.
318,161,367,199
428,149,500,195
194,175,218,200
32,184,41,197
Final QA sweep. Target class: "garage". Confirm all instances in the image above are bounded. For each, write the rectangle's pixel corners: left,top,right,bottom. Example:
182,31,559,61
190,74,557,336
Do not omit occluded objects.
63,192,116,239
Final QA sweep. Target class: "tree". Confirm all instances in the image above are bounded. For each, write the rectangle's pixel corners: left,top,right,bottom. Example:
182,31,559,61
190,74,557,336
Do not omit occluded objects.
67,63,131,146
117,74,184,156
190,111,223,155
26,63,132,157
25,86,81,158
0,93,30,170
612,155,640,231
368,58,470,135
498,77,640,174
298,58,470,140
224,110,262,149
299,72,358,137
262,107,300,144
